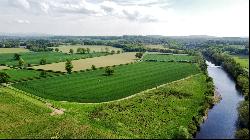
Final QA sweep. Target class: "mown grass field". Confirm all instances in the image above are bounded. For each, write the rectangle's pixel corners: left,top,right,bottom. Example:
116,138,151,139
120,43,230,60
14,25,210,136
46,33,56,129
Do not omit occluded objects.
144,45,169,49
0,52,107,67
0,69,56,82
13,62,200,103
0,73,207,138
0,48,30,54
50,45,122,53
0,66,10,70
142,54,196,62
232,55,249,69
33,52,137,72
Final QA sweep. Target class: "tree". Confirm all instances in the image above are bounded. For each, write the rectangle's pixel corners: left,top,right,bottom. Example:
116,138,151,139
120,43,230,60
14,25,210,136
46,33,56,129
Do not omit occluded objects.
77,48,82,53
55,48,59,52
0,72,10,83
69,49,74,54
105,66,114,76
105,47,109,53
65,59,73,74
111,50,115,54
18,58,25,68
135,52,143,59
86,48,90,54
91,65,96,70
40,70,47,78
117,50,121,54
13,53,21,60
40,58,47,65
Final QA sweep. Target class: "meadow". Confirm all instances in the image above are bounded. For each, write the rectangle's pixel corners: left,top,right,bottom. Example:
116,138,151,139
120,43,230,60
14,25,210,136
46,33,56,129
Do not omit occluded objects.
33,52,137,72
0,69,57,82
0,66,10,70
232,55,249,69
0,52,107,67
142,54,196,62
0,48,30,54
50,45,122,53
0,73,207,138
13,62,200,103
144,45,168,49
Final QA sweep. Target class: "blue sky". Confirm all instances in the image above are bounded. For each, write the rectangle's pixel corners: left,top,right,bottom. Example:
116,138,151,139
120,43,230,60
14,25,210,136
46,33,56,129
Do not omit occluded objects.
0,0,249,37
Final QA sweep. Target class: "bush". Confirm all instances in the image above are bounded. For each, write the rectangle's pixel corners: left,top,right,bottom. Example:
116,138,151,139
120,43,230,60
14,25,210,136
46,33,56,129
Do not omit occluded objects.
91,65,97,70
0,72,10,83
235,128,249,139
175,126,191,139
105,66,114,76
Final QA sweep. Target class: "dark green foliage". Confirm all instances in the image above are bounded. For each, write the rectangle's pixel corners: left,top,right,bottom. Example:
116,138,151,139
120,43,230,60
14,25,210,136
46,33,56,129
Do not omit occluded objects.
13,53,21,60
69,49,74,54
235,128,249,139
175,126,191,139
238,101,249,128
91,65,97,70
40,71,47,78
40,58,47,65
65,59,73,74
104,66,114,76
135,52,143,58
0,72,10,83
55,48,59,52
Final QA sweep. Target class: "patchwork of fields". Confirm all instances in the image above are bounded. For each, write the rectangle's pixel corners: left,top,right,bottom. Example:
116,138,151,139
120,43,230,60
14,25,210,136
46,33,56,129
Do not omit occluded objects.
33,52,137,72
50,45,122,53
143,54,196,62
0,48,30,53
0,52,107,66
13,62,200,103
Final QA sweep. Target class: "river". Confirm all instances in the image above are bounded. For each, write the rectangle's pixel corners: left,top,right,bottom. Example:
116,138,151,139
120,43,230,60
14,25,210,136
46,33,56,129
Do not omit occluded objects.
195,60,244,139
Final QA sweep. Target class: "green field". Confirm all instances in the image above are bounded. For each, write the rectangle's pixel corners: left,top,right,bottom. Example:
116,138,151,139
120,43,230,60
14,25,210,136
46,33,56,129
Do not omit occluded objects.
0,69,57,82
0,73,207,138
13,62,200,103
0,48,30,54
232,55,249,69
142,54,196,62
0,52,107,66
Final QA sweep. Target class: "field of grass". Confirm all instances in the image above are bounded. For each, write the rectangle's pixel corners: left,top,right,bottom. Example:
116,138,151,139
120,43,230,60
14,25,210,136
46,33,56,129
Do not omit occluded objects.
0,73,207,138
33,52,137,72
144,45,168,49
50,45,122,53
232,55,249,69
89,74,207,138
142,54,196,62
0,52,107,67
0,69,56,82
13,62,200,103
0,48,30,54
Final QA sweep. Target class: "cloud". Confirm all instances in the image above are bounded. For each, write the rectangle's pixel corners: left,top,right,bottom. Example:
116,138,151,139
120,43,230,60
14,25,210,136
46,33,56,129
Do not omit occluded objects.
15,19,30,24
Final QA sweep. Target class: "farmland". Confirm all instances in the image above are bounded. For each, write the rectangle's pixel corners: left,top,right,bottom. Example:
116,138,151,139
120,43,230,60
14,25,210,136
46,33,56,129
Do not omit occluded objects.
142,54,196,62
232,55,249,69
33,52,137,72
0,66,10,70
13,62,200,103
0,52,107,67
0,73,207,138
144,44,168,49
0,69,57,82
0,48,30,54
50,45,122,53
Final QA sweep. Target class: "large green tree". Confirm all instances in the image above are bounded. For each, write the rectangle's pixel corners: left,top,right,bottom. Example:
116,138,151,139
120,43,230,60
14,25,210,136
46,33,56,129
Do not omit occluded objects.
0,72,10,83
65,59,73,74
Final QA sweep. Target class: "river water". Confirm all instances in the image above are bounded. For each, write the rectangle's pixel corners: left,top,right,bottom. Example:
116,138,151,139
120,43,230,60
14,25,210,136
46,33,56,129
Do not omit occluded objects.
195,60,244,139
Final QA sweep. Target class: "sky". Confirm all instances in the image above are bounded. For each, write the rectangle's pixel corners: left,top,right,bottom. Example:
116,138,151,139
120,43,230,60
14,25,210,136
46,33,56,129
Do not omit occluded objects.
0,0,249,37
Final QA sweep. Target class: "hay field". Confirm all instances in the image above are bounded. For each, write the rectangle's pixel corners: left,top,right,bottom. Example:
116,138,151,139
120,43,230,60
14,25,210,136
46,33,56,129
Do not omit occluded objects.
0,48,30,54
50,45,122,53
33,52,137,72
0,66,10,70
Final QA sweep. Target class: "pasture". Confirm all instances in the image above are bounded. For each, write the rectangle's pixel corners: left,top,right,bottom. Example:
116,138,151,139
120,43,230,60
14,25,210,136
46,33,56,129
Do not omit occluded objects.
0,48,30,54
232,55,249,69
33,52,137,72
142,54,196,62
0,52,107,67
50,45,122,53
144,44,168,49
13,62,200,103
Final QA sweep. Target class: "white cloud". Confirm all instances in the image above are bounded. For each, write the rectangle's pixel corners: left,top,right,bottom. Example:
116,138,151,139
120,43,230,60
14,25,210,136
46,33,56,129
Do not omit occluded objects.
16,19,30,24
